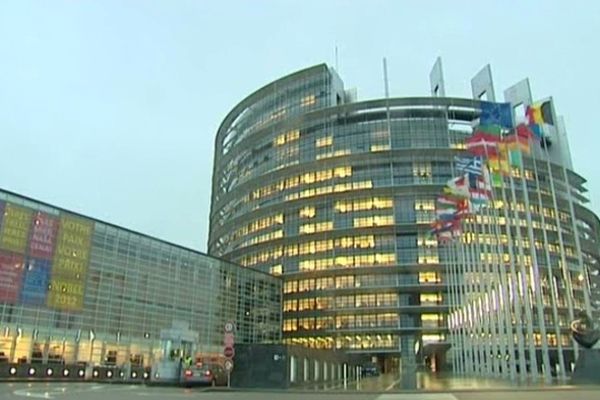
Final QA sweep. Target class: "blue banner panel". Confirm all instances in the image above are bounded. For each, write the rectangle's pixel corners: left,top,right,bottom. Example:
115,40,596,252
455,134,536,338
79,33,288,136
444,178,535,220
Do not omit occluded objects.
20,258,51,306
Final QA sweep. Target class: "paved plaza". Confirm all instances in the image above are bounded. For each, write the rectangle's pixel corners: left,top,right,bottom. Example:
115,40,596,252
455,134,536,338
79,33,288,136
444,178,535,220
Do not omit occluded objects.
1,379,600,400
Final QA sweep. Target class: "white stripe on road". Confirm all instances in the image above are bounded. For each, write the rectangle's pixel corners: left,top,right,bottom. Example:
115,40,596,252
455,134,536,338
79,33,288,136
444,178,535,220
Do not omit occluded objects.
385,377,403,391
376,394,458,400
13,389,54,399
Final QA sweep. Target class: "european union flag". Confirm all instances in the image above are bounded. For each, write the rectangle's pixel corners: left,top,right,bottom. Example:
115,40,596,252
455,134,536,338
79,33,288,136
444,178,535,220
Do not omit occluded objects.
480,101,513,129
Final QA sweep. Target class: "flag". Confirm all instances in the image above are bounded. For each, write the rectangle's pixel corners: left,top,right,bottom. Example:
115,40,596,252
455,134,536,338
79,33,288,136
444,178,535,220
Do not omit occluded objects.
430,219,459,234
487,143,510,175
436,230,453,243
444,175,470,198
480,101,514,129
509,149,523,168
540,101,554,125
515,123,536,141
525,104,542,125
455,155,483,176
476,124,503,136
455,198,473,218
526,101,554,126
529,123,543,139
466,132,500,157
490,171,503,188
436,195,461,208
503,133,530,154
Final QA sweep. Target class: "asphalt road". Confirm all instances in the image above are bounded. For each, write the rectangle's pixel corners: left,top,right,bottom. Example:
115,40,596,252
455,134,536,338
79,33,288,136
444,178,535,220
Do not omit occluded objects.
1,382,600,400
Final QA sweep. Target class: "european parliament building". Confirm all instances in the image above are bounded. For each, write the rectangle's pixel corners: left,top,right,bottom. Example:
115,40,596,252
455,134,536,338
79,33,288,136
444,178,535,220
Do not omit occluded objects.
0,188,281,377
208,61,600,379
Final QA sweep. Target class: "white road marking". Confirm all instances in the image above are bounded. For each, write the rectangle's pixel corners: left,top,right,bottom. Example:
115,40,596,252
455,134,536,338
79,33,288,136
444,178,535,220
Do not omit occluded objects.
13,389,54,399
385,377,403,391
13,384,140,399
376,394,458,400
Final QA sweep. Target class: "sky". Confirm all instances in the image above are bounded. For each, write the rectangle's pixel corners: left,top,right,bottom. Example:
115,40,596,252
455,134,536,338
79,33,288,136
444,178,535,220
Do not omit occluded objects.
0,0,599,252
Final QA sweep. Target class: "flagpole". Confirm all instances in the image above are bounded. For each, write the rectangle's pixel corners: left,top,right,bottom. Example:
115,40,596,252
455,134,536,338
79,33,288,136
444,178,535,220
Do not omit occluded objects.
511,135,552,382
493,141,528,380
527,129,567,381
548,99,592,317
477,176,503,377
471,196,495,376
479,127,519,380
534,106,578,367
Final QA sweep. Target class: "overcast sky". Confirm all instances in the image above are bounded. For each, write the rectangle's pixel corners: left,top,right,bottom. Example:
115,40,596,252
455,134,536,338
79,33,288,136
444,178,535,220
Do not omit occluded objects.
1,1,599,252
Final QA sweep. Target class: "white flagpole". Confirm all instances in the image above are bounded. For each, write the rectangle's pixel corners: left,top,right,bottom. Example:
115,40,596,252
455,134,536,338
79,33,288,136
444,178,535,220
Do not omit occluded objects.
494,141,528,379
548,99,592,317
527,128,567,381
535,104,578,368
511,136,552,382
481,127,520,380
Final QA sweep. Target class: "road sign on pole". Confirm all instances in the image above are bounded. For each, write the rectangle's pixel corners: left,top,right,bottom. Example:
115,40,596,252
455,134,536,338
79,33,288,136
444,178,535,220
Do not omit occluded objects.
224,321,235,333
224,359,234,372
223,346,235,358
224,332,234,347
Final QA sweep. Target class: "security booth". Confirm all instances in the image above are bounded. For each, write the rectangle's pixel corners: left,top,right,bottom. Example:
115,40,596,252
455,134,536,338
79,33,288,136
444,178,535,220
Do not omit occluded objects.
150,321,199,385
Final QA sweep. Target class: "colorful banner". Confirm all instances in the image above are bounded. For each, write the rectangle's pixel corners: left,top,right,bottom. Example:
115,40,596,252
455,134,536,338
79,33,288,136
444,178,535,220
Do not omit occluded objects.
0,204,33,254
0,251,25,303
29,212,59,259
20,258,52,306
47,215,94,311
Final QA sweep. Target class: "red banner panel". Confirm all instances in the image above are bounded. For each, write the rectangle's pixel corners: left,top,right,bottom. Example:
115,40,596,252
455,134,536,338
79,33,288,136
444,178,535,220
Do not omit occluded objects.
29,212,59,260
0,251,25,303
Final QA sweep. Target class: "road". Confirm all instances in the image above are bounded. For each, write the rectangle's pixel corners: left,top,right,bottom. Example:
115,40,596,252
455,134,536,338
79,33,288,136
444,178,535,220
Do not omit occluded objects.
1,381,600,400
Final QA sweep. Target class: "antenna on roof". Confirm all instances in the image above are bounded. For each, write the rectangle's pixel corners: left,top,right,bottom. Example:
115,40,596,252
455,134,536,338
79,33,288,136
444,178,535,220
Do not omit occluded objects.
383,57,390,99
335,45,339,72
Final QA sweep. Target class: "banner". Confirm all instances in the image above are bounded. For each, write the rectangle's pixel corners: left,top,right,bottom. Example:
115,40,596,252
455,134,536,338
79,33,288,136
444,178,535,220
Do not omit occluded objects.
47,215,94,311
29,212,59,259
0,251,25,303
0,204,33,254
20,258,52,306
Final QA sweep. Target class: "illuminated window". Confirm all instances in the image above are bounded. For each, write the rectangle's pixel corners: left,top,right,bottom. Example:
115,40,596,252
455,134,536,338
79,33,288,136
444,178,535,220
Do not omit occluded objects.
284,280,298,294
301,95,316,107
420,293,442,305
353,215,394,228
371,144,390,152
299,206,316,218
299,221,333,234
334,166,352,178
269,265,283,276
413,162,432,180
421,334,445,343
421,314,443,328
316,136,333,147
283,319,297,332
419,272,441,283
274,129,300,146
283,300,297,312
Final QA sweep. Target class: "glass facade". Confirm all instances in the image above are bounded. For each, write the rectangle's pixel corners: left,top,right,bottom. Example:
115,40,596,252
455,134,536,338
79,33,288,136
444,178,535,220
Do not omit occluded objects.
208,63,600,377
0,189,281,368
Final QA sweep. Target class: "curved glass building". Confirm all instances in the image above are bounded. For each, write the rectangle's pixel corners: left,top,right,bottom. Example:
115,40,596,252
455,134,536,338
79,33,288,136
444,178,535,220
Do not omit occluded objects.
208,63,600,377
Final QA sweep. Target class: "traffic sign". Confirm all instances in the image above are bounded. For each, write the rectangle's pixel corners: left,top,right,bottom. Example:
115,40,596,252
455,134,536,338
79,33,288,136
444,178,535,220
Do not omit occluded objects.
224,332,235,347
224,346,235,358
224,321,235,333
224,359,234,372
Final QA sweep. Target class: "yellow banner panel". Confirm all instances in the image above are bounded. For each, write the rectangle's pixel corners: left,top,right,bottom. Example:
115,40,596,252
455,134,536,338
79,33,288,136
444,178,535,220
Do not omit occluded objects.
48,215,94,311
0,204,33,254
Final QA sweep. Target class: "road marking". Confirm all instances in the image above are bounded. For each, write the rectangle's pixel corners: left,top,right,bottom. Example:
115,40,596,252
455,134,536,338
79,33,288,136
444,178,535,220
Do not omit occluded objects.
376,394,458,400
13,389,54,399
385,377,403,391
